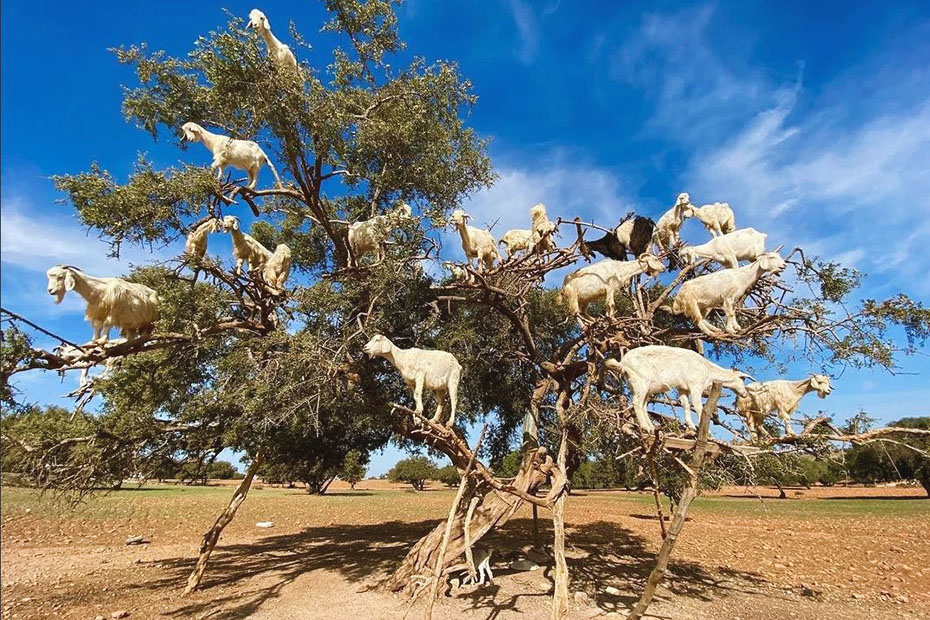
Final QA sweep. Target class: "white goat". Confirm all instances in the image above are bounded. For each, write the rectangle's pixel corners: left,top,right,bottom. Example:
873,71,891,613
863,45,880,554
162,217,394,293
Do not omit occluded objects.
679,227,768,269
181,122,281,190
682,201,735,237
443,261,475,284
184,218,222,262
363,334,462,426
653,192,690,252
671,252,787,335
736,374,833,437
557,254,665,319
247,9,298,71
221,215,273,276
262,243,292,292
347,203,413,266
449,210,499,271
529,203,557,253
46,266,160,343
606,345,751,432
498,228,534,258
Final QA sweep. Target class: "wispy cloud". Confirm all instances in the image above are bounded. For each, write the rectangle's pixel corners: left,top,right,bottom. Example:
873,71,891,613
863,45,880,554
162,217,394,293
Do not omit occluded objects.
0,195,180,275
506,0,539,65
609,3,930,297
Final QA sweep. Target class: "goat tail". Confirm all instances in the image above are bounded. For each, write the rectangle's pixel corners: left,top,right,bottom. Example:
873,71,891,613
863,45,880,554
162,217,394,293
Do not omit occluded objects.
263,151,283,188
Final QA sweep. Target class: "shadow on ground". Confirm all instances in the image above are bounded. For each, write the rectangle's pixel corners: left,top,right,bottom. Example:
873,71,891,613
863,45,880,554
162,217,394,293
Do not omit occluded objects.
145,518,766,619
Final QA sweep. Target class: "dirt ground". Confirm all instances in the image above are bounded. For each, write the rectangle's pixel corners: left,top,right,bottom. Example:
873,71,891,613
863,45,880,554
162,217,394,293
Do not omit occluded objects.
1,482,927,620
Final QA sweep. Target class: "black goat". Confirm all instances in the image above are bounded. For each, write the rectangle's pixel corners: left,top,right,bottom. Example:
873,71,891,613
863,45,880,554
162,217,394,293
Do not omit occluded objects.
579,213,656,261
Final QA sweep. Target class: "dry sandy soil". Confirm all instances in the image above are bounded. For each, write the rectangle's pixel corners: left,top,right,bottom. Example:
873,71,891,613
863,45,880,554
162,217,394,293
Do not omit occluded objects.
1,481,927,620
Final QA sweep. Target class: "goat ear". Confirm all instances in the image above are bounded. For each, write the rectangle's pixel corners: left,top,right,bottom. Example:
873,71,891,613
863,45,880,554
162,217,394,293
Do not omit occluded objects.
64,271,76,291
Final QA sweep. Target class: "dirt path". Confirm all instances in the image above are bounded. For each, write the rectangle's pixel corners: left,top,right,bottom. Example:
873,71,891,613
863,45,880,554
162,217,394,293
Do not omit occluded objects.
1,484,927,619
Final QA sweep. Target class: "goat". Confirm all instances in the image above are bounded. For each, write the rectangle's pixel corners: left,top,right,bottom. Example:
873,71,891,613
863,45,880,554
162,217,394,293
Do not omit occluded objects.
679,227,767,269
184,218,222,262
347,203,413,267
557,254,665,319
449,210,499,271
585,213,657,260
606,345,751,432
262,243,292,292
498,228,534,258
653,192,691,253
443,261,475,284
46,266,159,343
681,201,735,237
181,122,282,190
221,215,273,276
529,203,557,253
247,9,298,71
736,374,833,438
363,334,462,426
671,251,786,335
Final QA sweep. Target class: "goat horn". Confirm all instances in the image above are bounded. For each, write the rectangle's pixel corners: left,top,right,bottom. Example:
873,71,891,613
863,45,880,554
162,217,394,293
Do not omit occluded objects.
773,244,784,253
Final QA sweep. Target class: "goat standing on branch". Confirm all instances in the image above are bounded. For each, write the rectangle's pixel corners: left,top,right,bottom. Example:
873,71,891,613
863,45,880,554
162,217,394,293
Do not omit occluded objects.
606,345,751,432
585,213,657,261
529,203,557,253
557,254,665,319
363,334,462,426
679,227,767,269
449,209,499,271
671,251,787,335
347,203,413,267
736,374,833,438
221,215,273,276
682,201,736,238
262,244,292,293
653,192,690,253
184,218,222,263
247,9,298,72
46,266,160,343
181,122,282,190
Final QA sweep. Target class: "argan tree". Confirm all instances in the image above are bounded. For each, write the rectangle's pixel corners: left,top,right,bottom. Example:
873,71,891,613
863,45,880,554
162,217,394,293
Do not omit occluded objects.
2,2,929,619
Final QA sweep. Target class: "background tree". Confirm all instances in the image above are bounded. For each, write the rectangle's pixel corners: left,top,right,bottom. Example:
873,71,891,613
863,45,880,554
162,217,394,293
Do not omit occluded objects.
435,464,460,487
847,417,930,495
207,460,240,480
338,450,368,489
388,456,438,491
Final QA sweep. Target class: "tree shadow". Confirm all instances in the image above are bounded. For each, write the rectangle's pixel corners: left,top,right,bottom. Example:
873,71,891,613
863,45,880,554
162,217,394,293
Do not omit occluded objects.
141,518,767,619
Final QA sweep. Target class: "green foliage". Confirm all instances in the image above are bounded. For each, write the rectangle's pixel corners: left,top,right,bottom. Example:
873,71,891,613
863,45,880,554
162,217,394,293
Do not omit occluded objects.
846,417,930,495
338,450,368,488
387,456,437,490
435,464,460,487
206,460,240,480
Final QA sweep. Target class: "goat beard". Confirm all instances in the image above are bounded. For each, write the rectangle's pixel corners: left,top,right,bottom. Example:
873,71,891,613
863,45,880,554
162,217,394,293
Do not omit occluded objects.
52,290,65,304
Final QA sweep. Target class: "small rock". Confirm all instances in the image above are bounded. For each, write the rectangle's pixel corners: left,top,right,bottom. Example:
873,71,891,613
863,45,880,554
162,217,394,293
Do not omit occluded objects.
851,593,863,600
604,586,621,596
124,536,149,546
537,581,553,592
95,615,105,620
256,521,274,528
895,595,909,604
111,611,130,619
573,591,590,604
508,559,538,572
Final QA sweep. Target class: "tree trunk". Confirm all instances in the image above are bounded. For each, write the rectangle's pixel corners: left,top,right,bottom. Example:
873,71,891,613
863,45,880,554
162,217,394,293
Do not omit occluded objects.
385,457,546,593
184,449,264,595
630,383,721,620
550,429,570,620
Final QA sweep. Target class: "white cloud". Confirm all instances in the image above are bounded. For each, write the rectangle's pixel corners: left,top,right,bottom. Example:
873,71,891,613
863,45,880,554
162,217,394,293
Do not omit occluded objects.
506,0,539,65
0,195,181,275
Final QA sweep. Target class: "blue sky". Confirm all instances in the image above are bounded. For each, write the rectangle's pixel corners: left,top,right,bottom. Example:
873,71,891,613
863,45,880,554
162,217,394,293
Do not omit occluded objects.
2,1,929,475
